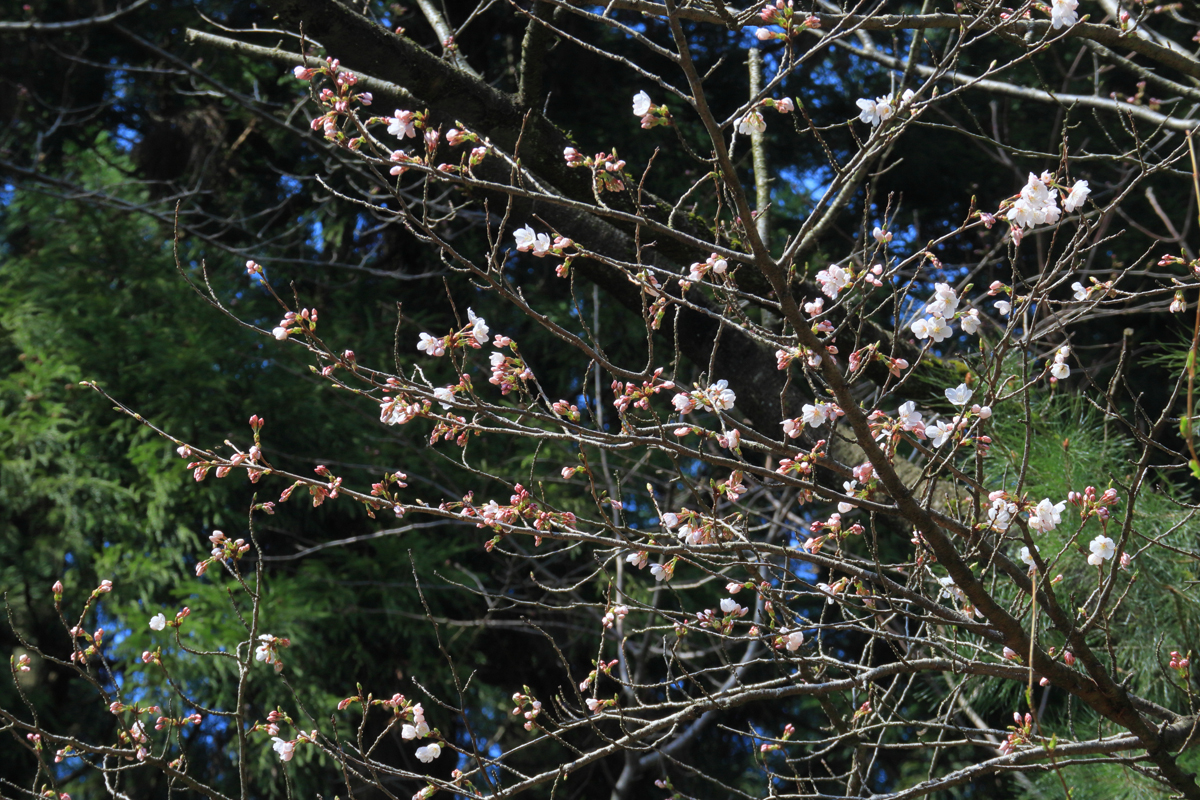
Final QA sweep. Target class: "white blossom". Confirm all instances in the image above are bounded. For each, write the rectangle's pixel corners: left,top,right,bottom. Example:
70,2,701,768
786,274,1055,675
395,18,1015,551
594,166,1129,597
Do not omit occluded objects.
149,614,166,631
632,91,652,116
988,498,1017,531
1088,535,1116,566
944,384,973,406
513,224,537,251
924,283,959,318
897,401,923,431
415,742,442,763
1008,173,1061,229
467,308,489,345
1051,0,1079,29
1028,498,1066,532
272,737,295,762
801,402,833,427
1063,179,1090,211
417,332,445,357
938,576,966,604
911,316,952,343
704,380,737,411
816,265,852,298
856,96,894,126
719,597,745,616
929,420,954,447
736,109,767,135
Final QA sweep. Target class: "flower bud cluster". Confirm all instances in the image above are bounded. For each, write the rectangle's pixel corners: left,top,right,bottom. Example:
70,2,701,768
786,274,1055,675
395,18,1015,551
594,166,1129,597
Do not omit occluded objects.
685,253,729,284
563,147,628,192
755,0,820,39
294,58,374,144
999,712,1035,755
511,691,544,730
579,659,620,693
1067,485,1119,521
760,722,797,752
612,368,674,413
272,308,317,341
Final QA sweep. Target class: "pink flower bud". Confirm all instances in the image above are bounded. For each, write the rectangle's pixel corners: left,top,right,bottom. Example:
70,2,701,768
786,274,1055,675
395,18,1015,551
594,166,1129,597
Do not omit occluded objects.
1064,650,1075,666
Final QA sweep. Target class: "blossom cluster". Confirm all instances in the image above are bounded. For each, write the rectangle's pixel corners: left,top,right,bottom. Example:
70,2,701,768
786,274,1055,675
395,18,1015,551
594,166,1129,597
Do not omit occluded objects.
672,380,736,414
855,89,916,127
1000,172,1089,241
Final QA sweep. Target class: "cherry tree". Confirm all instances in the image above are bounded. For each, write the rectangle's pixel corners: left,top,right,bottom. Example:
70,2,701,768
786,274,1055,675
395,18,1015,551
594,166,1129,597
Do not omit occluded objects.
5,0,1200,797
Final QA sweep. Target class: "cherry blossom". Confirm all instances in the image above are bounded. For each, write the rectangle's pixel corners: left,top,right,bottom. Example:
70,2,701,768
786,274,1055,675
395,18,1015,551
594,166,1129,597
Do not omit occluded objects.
513,224,537,251
1072,281,1089,301
995,300,1012,316
702,380,737,411
1028,498,1066,532
1050,0,1079,29
960,309,981,334
149,614,166,631
688,253,728,282
272,737,295,762
388,110,417,139
417,332,445,357
801,401,839,427
1088,535,1116,566
632,91,652,117
783,629,804,651
1020,546,1037,570
815,265,851,298
938,576,966,604
737,109,767,135
1050,345,1071,381
897,401,924,435
910,316,951,343
403,721,431,739
1063,179,1090,211
650,562,672,581
924,283,959,318
415,742,442,762
1008,172,1061,230
944,384,973,406
467,308,489,345
719,598,747,617
928,419,954,447
855,96,894,127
